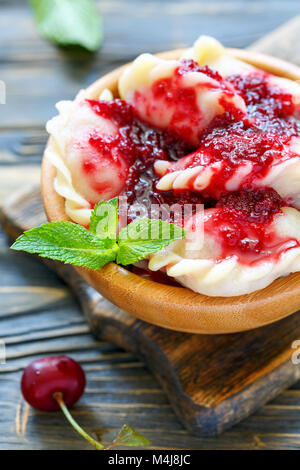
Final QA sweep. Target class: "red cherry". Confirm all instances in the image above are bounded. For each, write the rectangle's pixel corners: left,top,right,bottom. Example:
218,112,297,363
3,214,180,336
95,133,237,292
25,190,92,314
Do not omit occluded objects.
21,356,86,412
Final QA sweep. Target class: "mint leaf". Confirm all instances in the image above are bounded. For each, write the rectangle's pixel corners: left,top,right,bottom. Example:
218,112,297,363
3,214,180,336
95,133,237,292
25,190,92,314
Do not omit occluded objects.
30,0,103,52
11,202,186,271
89,197,118,244
114,425,151,448
117,218,185,265
11,221,117,270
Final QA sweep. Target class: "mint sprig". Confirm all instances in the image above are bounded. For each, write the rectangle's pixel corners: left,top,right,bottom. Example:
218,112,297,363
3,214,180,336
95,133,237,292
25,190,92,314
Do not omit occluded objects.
11,221,118,270
30,0,103,52
117,218,185,265
11,198,186,270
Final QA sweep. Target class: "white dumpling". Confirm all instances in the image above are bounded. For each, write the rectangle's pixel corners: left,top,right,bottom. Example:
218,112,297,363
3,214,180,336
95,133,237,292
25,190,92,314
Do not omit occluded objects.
148,193,300,296
46,90,131,224
154,135,300,207
183,35,253,77
184,35,300,116
48,98,129,205
118,53,246,146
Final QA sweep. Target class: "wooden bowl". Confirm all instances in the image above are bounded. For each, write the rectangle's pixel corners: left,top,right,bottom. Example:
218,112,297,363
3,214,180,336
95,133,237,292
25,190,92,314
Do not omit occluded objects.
42,48,300,334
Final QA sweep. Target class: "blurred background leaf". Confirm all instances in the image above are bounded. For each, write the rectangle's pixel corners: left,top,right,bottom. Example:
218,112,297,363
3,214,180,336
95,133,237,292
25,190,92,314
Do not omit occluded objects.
29,0,103,52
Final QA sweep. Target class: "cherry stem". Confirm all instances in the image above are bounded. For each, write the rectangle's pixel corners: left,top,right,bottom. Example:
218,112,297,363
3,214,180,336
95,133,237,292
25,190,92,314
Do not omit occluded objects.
53,392,104,450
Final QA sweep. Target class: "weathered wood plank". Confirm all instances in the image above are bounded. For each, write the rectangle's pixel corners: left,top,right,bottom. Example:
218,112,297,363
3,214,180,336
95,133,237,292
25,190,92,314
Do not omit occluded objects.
0,1,300,127
0,128,47,164
0,166,40,202
0,286,71,317
1,1,300,60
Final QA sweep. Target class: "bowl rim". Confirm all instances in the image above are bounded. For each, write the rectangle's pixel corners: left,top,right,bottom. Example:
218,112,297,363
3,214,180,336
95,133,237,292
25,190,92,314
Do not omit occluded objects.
42,47,300,334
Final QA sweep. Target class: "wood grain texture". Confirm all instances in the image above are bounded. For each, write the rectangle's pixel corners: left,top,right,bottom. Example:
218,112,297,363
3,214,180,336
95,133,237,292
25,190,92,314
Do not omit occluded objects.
1,0,300,450
3,186,300,436
0,1,299,128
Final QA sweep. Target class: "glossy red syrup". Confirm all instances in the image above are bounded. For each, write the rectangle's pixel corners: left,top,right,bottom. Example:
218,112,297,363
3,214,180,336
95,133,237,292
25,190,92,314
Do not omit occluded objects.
87,98,205,221
227,72,296,121
208,188,299,264
166,70,300,199
182,123,298,200
176,60,223,81
134,59,244,145
87,98,190,167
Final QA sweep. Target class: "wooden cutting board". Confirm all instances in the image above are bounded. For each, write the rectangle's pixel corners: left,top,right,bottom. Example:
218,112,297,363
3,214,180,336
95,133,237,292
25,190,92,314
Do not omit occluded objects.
1,17,300,436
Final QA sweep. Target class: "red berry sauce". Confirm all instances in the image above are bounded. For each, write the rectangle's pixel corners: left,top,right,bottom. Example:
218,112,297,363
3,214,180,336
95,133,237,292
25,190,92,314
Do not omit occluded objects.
163,70,300,200
206,188,299,264
84,63,300,265
227,72,296,121
133,59,244,146
87,97,206,221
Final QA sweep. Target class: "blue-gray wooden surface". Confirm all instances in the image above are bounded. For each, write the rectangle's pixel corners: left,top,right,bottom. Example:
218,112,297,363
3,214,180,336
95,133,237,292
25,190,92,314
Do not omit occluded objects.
1,0,300,450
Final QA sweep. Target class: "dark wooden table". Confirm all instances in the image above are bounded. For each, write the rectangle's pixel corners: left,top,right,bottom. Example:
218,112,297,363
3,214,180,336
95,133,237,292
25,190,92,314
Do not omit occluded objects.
1,0,300,450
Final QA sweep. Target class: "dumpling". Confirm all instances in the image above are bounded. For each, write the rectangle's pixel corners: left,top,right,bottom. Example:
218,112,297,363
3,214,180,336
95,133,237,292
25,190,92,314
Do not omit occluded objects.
155,132,300,206
118,53,247,146
183,35,300,116
148,189,300,296
183,35,253,77
47,96,131,205
46,91,133,224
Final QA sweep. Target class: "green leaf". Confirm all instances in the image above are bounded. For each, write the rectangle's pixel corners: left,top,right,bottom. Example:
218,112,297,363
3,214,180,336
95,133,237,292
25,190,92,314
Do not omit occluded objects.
89,197,118,244
11,221,117,270
117,218,185,265
114,425,151,448
29,0,103,52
